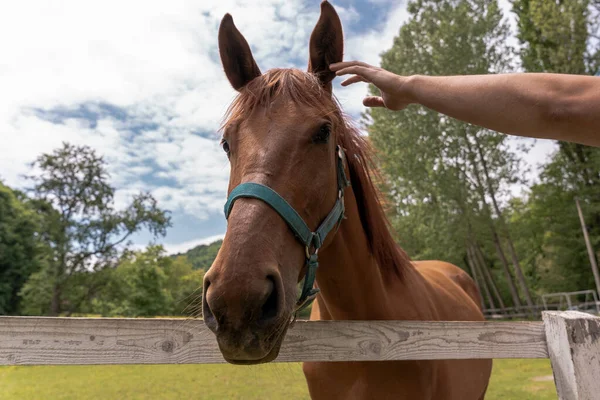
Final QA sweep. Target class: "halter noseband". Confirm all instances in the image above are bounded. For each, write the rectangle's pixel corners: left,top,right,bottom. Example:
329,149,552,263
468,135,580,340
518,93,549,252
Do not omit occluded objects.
223,145,351,315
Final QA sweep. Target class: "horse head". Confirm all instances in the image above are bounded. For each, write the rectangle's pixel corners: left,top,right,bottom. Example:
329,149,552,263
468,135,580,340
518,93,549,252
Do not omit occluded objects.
202,1,348,364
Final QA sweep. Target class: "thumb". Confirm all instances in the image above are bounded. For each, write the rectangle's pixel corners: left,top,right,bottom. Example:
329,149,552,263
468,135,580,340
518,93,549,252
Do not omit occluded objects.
363,96,386,108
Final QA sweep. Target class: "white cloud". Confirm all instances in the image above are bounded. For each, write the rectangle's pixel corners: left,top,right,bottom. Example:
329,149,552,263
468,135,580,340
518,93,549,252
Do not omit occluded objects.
366,0,398,4
344,2,410,65
0,0,312,209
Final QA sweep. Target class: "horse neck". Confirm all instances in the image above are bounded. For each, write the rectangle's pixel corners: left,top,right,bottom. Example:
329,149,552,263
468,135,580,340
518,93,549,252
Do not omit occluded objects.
315,185,421,320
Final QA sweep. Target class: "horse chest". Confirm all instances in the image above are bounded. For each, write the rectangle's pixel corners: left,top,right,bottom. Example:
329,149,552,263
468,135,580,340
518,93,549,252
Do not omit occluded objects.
302,360,437,400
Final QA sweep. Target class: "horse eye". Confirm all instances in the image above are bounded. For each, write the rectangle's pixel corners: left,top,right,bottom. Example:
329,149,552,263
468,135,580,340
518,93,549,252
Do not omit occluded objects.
313,124,331,144
221,138,230,156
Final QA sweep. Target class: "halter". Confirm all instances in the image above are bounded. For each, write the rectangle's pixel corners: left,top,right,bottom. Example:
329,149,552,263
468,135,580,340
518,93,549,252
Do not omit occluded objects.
223,145,351,315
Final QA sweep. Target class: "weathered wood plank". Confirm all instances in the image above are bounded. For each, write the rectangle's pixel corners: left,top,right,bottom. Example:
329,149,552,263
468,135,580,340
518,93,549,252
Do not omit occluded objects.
0,316,547,365
543,311,600,400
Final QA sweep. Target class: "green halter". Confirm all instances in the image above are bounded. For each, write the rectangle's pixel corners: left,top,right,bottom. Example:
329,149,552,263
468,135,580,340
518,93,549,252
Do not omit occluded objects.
223,146,350,314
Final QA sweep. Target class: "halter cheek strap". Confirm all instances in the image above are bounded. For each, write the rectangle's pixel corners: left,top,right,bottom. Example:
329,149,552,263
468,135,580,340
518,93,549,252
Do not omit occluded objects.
223,145,350,314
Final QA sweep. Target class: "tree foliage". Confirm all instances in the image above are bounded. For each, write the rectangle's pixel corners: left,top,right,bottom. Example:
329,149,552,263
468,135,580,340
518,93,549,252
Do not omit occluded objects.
20,142,171,315
512,0,599,74
91,245,204,317
172,240,223,271
367,0,532,308
508,0,600,295
0,182,48,315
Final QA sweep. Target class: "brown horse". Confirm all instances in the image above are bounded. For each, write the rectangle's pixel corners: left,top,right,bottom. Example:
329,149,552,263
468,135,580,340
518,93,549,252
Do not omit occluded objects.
202,1,492,399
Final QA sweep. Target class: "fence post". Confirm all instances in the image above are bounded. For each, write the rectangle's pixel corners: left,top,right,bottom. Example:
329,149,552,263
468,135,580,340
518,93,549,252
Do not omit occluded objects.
542,311,600,400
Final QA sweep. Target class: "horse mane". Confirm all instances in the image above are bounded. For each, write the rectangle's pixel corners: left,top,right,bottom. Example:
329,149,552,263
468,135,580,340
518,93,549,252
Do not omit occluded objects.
222,68,411,278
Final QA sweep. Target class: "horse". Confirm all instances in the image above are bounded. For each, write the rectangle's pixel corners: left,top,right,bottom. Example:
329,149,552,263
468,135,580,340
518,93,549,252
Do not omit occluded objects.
202,1,493,399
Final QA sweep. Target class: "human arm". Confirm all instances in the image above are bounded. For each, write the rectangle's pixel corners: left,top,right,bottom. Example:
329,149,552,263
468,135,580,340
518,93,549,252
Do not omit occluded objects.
330,61,600,147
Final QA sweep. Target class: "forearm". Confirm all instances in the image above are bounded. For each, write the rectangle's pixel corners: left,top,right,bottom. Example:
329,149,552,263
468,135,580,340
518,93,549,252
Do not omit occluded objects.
405,73,600,146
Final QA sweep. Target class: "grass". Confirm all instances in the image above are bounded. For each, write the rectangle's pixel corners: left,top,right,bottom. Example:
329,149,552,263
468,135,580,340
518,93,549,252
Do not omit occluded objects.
487,359,557,400
0,359,556,399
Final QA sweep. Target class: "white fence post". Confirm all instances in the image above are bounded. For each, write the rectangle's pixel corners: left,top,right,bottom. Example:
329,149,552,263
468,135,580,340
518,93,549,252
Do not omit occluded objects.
542,310,600,400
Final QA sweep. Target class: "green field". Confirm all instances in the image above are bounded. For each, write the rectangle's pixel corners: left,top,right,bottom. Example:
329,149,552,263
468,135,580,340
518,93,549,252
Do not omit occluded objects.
0,359,556,399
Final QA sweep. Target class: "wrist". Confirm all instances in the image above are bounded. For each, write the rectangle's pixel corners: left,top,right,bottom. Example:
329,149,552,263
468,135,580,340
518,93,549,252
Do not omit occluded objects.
402,75,421,105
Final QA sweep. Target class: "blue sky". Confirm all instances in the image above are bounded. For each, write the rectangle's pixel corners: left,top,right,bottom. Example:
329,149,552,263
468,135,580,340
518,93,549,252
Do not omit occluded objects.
0,0,556,254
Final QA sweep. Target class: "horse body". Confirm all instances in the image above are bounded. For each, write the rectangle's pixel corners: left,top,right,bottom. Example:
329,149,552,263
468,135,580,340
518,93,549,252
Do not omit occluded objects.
206,1,492,398
304,263,492,400
302,180,492,400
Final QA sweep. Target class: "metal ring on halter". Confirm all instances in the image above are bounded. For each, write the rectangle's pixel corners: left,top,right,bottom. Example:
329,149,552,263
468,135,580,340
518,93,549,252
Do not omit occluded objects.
305,245,319,259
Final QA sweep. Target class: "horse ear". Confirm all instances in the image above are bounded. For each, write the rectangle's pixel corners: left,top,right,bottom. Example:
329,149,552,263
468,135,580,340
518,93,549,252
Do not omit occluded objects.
308,1,344,91
218,14,262,91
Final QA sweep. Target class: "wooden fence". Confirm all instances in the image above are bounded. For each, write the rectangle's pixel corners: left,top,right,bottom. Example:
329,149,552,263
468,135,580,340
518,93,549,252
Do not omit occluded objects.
1,311,599,400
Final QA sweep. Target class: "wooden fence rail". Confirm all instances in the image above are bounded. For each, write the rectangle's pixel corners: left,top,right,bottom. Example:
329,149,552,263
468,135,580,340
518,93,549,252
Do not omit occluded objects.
0,316,548,364
1,311,599,400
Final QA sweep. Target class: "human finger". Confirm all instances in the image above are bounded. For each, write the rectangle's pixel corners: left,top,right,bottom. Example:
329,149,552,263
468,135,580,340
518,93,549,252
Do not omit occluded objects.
341,75,368,86
333,66,374,80
363,96,385,107
329,60,373,72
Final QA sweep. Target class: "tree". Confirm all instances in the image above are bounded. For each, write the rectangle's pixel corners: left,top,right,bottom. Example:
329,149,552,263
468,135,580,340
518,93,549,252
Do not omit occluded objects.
367,0,532,310
92,245,204,317
513,0,599,75
20,142,171,316
171,240,223,271
510,0,600,295
0,182,48,315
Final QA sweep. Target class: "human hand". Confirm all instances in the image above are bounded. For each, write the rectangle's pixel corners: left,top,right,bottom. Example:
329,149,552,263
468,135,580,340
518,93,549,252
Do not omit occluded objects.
329,61,413,111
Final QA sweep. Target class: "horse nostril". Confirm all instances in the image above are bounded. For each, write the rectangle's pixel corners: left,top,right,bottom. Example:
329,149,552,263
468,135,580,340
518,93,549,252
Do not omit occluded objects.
202,280,219,332
259,275,280,325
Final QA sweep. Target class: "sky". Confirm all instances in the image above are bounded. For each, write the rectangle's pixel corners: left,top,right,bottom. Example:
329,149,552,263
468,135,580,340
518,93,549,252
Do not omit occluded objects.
0,0,557,255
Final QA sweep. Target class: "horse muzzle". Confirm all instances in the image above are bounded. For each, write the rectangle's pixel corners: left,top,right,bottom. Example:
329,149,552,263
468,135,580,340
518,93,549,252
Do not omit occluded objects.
202,268,290,364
